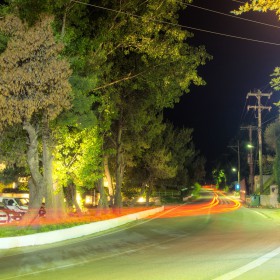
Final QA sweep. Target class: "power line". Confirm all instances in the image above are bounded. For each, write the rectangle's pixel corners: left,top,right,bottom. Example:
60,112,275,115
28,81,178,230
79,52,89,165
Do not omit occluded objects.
72,0,280,47
262,115,278,125
240,97,257,126
232,0,246,4
182,2,280,30
240,97,249,124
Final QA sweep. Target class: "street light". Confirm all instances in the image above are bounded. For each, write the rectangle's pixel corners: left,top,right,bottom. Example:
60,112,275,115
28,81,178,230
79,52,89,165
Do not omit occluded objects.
231,167,240,191
228,141,240,190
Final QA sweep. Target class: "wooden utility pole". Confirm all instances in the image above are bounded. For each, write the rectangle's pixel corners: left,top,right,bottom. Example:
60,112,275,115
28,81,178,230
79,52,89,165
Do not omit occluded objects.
241,125,257,194
247,90,272,193
228,141,240,188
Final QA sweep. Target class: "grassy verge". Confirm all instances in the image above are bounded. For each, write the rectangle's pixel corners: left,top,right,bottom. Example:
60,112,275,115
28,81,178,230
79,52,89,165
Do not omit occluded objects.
160,196,183,204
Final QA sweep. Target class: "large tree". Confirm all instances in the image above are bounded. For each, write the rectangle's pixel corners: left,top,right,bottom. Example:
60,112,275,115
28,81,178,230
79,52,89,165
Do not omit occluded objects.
0,15,72,223
159,124,204,189
0,1,210,212
264,121,280,188
91,1,210,208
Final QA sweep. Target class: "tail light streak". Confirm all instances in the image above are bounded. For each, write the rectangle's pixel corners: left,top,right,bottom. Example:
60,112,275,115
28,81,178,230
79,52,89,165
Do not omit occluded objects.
157,190,241,219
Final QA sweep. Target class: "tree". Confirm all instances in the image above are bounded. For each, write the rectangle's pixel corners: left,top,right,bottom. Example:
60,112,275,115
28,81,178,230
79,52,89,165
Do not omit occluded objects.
233,1,280,95
92,0,210,208
124,137,177,206
264,121,280,188
212,169,227,189
0,126,27,170
156,123,201,190
123,121,204,204
0,1,210,213
234,1,280,19
0,15,72,224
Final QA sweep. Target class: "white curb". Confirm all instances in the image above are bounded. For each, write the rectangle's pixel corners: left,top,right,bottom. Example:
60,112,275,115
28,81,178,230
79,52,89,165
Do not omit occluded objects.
0,206,164,249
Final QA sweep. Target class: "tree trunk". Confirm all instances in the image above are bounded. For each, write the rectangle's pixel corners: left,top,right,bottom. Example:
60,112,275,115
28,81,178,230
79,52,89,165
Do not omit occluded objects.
42,117,66,220
114,120,124,210
146,185,152,207
61,1,75,38
274,138,280,187
97,178,108,214
104,154,114,206
21,122,44,225
69,183,82,214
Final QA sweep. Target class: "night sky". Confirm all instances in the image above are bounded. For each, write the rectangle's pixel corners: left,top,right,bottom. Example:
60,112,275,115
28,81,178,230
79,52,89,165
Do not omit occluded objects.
165,0,280,169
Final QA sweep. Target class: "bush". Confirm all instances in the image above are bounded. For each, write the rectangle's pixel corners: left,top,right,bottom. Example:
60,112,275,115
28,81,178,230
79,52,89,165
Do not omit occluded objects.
192,182,201,197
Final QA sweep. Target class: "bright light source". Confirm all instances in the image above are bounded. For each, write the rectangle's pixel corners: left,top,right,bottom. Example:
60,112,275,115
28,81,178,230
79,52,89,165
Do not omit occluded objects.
85,195,93,205
103,179,108,187
247,144,254,149
76,192,82,205
137,197,145,203
235,184,240,191
232,167,237,172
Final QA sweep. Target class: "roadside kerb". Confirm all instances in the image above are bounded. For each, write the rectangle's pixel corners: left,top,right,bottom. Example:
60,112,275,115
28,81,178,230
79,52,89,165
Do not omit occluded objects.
0,206,164,249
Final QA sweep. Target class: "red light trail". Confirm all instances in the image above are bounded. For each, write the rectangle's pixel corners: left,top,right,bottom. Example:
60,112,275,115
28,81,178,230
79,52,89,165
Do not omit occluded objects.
155,189,241,219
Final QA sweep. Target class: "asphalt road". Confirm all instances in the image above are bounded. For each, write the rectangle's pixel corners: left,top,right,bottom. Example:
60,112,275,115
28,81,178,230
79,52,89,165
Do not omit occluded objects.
1,190,280,280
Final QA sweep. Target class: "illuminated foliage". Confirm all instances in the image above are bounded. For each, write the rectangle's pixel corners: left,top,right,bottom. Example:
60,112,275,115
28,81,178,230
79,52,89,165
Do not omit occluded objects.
53,127,103,209
270,68,280,106
212,169,227,189
233,1,280,98
233,0,280,18
0,0,210,212
92,0,210,208
265,121,280,189
157,123,202,189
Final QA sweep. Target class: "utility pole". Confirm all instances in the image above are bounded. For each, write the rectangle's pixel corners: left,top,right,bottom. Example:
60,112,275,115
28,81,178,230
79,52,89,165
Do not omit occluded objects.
247,90,272,193
228,141,240,188
241,125,257,194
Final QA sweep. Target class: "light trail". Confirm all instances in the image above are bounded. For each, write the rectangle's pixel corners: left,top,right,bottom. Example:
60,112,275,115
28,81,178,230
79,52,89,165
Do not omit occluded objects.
155,189,241,219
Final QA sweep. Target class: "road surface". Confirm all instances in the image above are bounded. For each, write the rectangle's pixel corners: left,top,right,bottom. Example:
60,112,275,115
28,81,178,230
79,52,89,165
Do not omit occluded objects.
0,189,280,280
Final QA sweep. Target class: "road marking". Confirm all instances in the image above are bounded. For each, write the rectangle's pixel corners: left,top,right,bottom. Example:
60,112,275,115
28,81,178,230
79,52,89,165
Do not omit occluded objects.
212,246,280,280
251,209,266,217
251,210,272,220
1,232,189,280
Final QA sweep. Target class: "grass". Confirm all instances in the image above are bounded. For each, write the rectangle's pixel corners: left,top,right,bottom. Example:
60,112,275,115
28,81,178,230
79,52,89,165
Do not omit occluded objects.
0,206,155,238
160,196,183,204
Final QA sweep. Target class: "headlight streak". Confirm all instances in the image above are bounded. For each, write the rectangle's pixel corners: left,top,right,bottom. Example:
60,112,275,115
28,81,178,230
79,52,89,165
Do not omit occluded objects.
0,191,242,280
155,190,241,219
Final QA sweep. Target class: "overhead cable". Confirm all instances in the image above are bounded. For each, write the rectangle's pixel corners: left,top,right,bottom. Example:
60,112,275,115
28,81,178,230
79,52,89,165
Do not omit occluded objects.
72,0,280,47
182,2,280,30
232,0,246,4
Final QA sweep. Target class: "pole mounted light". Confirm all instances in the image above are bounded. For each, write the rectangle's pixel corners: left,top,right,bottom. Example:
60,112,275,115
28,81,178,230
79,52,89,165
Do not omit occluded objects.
228,141,240,190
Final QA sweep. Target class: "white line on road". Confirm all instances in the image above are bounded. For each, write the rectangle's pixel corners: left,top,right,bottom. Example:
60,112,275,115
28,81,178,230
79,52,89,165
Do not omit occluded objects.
251,210,269,219
212,246,280,280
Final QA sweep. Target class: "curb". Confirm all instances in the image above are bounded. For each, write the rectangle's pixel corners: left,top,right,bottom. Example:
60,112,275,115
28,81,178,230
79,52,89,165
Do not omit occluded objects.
0,206,164,249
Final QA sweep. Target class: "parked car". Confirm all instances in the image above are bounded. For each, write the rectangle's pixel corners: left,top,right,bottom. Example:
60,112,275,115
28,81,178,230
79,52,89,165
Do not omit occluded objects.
0,202,24,222
0,210,9,224
0,197,28,213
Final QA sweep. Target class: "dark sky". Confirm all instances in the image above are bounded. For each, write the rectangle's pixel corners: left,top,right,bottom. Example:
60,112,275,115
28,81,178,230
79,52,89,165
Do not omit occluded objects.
165,0,280,167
